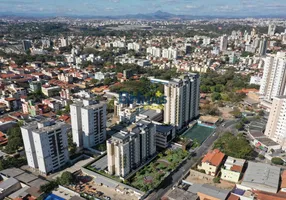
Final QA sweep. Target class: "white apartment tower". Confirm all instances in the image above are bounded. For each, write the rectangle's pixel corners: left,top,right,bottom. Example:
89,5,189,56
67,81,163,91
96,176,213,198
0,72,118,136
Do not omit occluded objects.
268,24,276,36
70,99,107,148
264,96,286,149
127,42,141,52
162,48,178,59
107,120,156,178
259,52,286,101
21,120,70,174
220,35,228,51
164,73,200,130
147,46,161,57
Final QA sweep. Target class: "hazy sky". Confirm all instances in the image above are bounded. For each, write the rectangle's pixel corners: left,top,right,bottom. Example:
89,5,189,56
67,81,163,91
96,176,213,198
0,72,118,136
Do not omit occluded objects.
0,0,286,16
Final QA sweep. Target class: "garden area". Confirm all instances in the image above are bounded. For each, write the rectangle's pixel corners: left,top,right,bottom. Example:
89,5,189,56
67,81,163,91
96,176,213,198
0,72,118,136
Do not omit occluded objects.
128,149,189,192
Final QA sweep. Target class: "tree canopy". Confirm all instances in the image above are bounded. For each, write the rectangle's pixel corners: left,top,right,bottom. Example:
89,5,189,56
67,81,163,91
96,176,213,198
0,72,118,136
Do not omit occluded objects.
271,157,284,165
213,132,253,159
4,126,23,154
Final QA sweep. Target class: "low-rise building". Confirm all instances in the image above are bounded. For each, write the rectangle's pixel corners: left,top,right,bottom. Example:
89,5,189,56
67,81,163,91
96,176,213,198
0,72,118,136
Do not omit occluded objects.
188,184,230,200
0,177,21,199
41,85,61,97
155,124,175,148
241,162,280,193
221,156,245,183
198,149,225,176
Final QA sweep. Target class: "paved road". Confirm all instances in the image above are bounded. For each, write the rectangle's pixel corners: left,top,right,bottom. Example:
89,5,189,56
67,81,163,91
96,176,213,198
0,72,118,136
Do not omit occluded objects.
146,120,235,200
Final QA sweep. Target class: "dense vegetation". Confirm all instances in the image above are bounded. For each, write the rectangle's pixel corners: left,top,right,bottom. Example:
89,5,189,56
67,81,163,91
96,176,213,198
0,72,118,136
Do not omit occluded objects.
40,171,75,193
3,125,24,154
213,132,253,159
110,77,164,97
200,68,258,102
0,157,27,170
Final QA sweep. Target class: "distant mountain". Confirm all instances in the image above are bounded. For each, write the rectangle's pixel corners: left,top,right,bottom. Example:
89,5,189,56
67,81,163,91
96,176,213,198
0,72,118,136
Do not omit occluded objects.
0,10,285,20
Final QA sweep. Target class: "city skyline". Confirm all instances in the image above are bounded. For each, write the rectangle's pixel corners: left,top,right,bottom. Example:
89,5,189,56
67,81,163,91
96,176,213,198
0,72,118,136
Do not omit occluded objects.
1,0,286,17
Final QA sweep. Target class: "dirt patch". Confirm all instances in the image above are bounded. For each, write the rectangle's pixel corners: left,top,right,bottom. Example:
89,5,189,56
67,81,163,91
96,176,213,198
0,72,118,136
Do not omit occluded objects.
184,169,235,190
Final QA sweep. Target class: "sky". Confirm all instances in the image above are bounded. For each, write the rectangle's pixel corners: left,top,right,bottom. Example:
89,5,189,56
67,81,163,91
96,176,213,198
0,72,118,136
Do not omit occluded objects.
0,0,286,17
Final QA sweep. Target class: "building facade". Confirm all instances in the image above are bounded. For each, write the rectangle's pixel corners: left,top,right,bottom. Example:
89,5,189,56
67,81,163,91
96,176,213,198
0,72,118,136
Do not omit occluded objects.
220,156,245,183
107,120,156,178
164,73,200,130
259,52,286,102
264,96,286,149
198,149,225,176
70,99,107,148
220,35,228,51
21,120,70,174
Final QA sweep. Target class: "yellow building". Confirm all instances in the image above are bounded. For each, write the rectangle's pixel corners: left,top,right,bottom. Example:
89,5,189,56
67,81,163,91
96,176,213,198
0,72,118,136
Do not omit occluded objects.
220,156,245,183
197,149,225,176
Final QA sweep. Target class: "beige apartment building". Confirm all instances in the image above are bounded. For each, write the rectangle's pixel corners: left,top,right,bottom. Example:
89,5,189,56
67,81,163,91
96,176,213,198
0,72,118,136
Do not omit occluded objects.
164,73,200,130
264,96,286,149
107,120,156,178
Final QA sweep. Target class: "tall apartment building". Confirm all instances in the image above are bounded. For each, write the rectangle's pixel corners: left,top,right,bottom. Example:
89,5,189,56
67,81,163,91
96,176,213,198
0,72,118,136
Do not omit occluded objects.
220,35,228,51
60,37,68,47
70,99,106,148
259,52,286,102
162,48,178,59
146,46,161,57
164,73,200,130
268,24,276,36
258,38,268,56
21,120,70,174
107,120,156,178
264,96,286,149
127,42,141,52
22,40,32,51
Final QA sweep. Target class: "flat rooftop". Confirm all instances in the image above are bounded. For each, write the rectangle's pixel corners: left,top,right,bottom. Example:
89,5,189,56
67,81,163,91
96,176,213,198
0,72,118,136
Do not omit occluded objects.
242,162,280,190
167,188,198,200
188,184,230,200
0,167,48,189
256,137,279,147
139,109,161,119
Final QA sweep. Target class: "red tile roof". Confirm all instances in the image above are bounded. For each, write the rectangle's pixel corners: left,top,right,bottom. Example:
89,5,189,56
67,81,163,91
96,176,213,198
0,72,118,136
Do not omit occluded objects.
236,88,259,94
254,191,286,200
231,165,243,173
281,170,286,188
201,149,225,167
227,194,240,200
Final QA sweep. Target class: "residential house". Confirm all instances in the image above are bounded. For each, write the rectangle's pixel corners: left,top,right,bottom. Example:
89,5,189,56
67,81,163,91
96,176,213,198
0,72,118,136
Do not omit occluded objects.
221,156,245,183
198,149,225,176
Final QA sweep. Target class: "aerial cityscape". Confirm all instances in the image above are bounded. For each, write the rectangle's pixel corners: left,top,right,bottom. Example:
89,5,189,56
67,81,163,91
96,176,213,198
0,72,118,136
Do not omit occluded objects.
0,0,286,200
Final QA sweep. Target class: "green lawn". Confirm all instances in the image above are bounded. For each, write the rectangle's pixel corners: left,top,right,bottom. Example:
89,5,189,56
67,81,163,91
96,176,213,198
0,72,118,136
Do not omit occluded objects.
129,149,189,192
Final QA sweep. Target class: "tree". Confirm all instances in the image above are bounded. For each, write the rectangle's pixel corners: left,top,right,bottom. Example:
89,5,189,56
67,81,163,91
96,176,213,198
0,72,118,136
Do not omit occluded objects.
60,171,74,185
235,122,244,131
90,78,98,85
103,77,113,85
107,99,114,113
211,92,222,102
231,107,242,118
4,126,23,154
68,133,77,156
271,157,284,165
213,177,220,183
258,154,265,160
40,181,58,193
